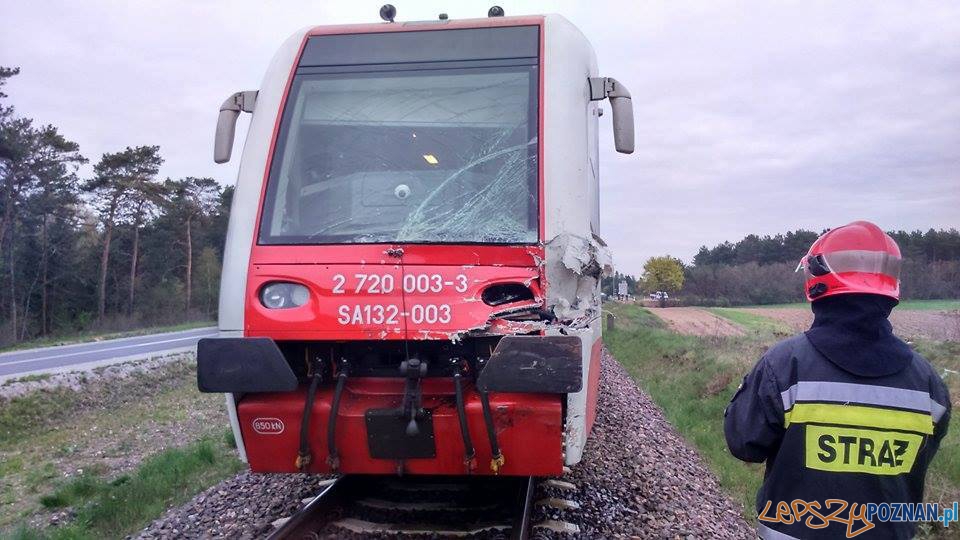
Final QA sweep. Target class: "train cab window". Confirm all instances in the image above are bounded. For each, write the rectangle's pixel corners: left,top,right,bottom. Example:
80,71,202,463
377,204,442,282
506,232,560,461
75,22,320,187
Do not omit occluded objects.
258,66,539,245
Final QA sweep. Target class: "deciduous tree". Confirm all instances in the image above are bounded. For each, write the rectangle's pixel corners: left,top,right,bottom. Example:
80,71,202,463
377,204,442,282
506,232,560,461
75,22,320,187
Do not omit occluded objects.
642,256,684,306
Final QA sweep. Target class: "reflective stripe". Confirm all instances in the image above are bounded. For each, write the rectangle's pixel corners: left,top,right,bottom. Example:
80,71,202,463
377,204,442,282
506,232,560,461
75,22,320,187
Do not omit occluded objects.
758,523,800,540
931,400,948,423
784,403,934,435
781,381,946,421
822,249,901,278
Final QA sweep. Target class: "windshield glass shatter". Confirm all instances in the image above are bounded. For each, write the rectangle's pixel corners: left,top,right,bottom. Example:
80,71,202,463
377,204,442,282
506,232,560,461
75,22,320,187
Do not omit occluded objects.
259,66,539,245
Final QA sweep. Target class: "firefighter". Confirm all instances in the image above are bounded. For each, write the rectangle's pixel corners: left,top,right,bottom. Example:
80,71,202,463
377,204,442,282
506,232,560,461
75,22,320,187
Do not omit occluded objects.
724,221,951,539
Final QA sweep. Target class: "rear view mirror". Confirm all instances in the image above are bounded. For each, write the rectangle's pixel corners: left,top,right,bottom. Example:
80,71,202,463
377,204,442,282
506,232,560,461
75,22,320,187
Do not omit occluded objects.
214,90,258,164
589,77,634,154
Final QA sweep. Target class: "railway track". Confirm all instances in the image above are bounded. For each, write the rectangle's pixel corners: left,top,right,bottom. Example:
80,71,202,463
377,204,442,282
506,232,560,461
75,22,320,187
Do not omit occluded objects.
268,475,558,539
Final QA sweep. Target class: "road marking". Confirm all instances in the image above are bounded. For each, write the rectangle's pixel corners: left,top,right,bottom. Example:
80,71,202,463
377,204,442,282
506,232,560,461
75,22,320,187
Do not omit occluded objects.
0,346,196,383
0,326,216,359
0,332,218,367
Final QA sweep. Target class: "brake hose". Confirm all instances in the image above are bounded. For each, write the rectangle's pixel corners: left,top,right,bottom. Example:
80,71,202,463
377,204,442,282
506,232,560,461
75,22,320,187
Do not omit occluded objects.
453,366,476,473
479,390,504,474
295,360,322,471
326,360,348,471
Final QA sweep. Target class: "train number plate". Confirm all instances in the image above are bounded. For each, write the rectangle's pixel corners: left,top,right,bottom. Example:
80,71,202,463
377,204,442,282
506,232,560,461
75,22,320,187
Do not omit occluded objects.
364,408,436,459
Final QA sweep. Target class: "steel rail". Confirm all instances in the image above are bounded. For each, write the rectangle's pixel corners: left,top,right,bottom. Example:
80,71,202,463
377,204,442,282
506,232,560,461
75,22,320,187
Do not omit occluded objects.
269,475,536,539
268,476,352,540
510,476,536,540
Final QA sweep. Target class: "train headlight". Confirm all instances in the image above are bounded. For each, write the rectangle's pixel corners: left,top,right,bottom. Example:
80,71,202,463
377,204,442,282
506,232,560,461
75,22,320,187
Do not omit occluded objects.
260,282,309,309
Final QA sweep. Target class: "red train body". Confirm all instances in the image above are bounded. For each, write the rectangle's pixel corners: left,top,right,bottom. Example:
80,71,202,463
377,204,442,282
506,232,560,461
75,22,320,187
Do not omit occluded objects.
201,10,633,477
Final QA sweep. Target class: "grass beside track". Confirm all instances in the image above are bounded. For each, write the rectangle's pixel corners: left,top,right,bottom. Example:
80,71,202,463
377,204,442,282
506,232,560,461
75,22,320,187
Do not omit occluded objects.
604,302,959,536
9,438,241,540
913,340,960,501
604,303,767,515
0,358,240,539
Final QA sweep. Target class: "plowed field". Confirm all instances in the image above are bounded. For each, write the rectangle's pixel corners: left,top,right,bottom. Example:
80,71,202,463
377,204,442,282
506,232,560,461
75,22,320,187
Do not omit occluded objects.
742,308,960,341
648,307,745,337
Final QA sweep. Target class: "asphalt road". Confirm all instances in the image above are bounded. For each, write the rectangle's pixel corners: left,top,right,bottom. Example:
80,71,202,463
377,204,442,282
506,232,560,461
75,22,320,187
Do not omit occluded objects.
0,326,219,380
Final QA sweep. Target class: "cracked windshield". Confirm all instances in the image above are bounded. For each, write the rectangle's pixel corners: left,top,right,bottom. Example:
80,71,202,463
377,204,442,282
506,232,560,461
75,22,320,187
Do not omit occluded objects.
259,66,539,245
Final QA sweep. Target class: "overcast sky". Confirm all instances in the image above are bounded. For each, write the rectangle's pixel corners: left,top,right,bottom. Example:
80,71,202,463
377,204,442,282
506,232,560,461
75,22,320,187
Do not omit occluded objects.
3,1,958,274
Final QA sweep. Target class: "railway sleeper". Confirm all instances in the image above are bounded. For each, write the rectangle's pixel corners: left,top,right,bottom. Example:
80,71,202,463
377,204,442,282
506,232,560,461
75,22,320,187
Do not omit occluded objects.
532,519,581,536
356,497,501,513
271,475,539,539
332,517,513,537
341,503,514,530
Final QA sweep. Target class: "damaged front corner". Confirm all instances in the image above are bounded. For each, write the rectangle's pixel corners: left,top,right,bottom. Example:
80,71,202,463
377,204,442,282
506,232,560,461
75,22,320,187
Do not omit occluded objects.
544,233,612,323
552,324,595,466
526,247,545,268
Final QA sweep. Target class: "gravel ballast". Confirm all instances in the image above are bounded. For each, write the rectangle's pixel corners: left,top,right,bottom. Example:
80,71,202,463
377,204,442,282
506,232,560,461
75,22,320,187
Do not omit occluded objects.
138,350,754,538
558,350,753,538
138,472,332,539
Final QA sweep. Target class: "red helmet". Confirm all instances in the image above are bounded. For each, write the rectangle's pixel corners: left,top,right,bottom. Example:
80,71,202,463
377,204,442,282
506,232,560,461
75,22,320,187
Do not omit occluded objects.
799,220,902,301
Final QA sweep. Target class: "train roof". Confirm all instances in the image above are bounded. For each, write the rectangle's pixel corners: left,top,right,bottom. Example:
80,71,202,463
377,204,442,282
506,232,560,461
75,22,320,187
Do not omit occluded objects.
303,14,547,37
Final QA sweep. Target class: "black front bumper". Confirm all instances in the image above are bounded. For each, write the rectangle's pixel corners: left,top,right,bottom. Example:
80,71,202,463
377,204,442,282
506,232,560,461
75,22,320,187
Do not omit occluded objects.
196,337,298,393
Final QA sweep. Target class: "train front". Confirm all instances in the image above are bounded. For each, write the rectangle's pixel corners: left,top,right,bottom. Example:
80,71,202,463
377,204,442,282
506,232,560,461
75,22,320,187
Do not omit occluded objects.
201,14,633,476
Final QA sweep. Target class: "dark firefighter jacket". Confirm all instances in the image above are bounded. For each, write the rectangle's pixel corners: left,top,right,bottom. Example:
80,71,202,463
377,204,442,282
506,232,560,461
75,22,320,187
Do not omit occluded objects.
724,295,951,539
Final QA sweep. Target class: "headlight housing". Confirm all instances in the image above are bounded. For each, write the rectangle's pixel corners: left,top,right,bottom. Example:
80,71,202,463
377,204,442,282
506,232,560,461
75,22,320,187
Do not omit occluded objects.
260,282,309,309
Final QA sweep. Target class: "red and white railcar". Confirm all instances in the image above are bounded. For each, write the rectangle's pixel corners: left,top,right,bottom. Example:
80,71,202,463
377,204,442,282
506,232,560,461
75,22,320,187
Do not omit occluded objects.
200,8,633,477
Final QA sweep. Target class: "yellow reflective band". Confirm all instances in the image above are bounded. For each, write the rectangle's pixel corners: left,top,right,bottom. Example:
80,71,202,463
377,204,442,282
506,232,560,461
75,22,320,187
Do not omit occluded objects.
805,425,923,475
784,403,934,435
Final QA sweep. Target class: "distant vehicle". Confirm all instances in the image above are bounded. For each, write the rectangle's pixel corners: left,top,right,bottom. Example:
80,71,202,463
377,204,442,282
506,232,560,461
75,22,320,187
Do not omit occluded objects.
650,291,669,300
198,7,634,479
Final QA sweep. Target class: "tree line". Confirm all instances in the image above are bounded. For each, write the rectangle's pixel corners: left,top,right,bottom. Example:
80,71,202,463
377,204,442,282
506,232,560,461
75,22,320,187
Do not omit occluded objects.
684,228,960,306
0,67,229,344
693,228,960,267
610,227,960,307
